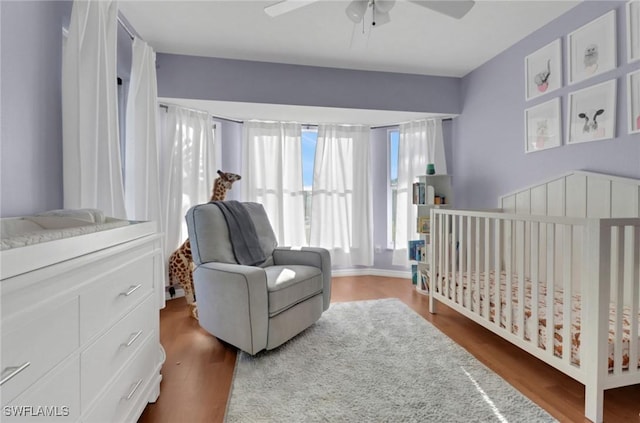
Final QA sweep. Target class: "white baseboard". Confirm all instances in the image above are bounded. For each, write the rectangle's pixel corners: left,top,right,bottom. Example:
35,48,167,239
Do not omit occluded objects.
165,287,185,301
332,268,411,279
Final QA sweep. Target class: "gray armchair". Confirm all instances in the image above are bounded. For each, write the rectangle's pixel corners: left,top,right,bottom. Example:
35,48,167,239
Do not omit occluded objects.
185,201,331,355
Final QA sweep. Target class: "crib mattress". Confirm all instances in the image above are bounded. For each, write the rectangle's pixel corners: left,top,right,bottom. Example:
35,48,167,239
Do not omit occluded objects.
442,270,640,371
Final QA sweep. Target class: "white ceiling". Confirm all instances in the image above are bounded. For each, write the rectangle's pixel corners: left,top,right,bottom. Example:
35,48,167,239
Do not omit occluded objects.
120,0,581,124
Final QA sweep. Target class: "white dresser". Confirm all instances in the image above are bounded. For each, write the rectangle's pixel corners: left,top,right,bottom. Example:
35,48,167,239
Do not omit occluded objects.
0,220,164,422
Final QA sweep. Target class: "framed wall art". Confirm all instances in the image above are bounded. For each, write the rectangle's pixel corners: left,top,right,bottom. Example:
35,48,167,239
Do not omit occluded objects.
525,39,562,100
567,79,617,144
524,97,561,153
628,69,640,134
567,10,617,85
628,0,640,63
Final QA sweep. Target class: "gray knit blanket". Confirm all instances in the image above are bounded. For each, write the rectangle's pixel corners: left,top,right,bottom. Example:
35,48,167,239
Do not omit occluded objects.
211,201,266,266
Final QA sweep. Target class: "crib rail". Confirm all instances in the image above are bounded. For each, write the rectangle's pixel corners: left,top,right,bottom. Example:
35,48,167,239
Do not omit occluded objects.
429,209,640,422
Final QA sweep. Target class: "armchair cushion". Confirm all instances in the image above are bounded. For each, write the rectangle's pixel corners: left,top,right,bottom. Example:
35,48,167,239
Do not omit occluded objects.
265,265,322,316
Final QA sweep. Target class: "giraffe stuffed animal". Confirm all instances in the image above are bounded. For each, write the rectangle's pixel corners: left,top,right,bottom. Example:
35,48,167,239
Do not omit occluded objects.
168,170,241,319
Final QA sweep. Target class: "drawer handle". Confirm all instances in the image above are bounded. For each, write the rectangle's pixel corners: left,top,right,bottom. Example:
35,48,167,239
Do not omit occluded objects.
124,379,143,401
121,284,142,297
0,362,31,386
123,330,143,347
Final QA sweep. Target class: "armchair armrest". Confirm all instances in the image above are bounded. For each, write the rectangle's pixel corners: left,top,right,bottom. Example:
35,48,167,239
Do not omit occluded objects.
273,247,332,311
192,262,268,354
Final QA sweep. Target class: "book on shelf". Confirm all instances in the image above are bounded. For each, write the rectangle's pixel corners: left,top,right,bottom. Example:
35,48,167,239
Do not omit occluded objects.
411,264,418,285
418,267,430,293
413,182,444,206
408,239,426,262
417,216,430,234
412,182,428,205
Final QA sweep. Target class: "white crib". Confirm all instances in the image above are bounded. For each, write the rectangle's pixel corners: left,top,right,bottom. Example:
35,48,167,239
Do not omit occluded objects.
428,171,640,423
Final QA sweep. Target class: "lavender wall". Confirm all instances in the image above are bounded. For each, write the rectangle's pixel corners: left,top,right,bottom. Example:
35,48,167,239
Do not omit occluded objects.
453,1,639,209
218,119,243,201
0,1,133,217
156,54,461,115
1,0,71,217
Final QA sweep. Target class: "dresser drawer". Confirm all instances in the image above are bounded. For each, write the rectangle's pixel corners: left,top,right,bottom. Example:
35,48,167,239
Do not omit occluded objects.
0,297,79,406
81,294,156,410
2,357,80,422
80,253,154,343
83,335,157,423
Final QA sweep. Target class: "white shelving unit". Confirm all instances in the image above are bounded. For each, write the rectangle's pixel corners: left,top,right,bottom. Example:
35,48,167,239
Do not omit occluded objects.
411,174,453,295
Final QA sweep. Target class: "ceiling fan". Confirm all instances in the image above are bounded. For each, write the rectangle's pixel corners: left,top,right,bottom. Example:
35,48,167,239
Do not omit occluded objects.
264,0,476,27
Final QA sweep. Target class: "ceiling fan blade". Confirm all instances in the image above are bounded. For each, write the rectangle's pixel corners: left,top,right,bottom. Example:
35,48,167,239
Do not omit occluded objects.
408,0,475,19
264,0,320,17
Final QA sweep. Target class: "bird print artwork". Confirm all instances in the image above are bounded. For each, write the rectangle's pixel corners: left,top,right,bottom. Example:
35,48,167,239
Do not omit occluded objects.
583,44,599,74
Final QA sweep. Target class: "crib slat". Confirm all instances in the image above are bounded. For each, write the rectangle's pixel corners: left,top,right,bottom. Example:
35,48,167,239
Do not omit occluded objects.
445,214,451,300
531,222,540,348
467,216,473,311
458,215,464,304
622,225,638,375
484,218,490,321
452,215,458,301
546,223,555,359
437,213,444,295
517,220,525,339
505,221,513,333
614,226,624,375
562,224,572,366
475,217,481,316
494,219,501,326
631,226,639,373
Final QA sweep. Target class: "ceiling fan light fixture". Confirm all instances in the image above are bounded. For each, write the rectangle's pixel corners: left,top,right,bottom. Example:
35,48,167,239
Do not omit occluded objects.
345,0,368,23
372,10,391,26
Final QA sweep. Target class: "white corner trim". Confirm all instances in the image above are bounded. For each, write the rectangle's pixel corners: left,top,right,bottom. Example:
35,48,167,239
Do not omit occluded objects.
332,268,411,279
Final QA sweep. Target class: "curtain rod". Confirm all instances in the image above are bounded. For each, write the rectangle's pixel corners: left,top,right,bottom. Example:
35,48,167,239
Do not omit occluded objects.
158,103,244,124
371,117,453,130
158,103,453,128
117,13,138,41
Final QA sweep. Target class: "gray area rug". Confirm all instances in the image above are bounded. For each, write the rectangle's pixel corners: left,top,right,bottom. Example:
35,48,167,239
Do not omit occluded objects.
225,298,557,422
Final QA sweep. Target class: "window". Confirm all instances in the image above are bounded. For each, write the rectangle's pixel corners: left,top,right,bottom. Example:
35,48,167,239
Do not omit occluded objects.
388,129,399,248
302,128,318,242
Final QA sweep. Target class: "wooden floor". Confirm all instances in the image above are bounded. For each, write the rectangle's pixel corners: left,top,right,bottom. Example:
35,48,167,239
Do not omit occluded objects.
139,276,640,423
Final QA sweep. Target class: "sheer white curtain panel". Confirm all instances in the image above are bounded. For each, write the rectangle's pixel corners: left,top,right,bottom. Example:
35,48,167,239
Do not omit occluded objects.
310,124,373,267
160,106,218,260
125,38,161,224
392,118,446,266
62,0,126,218
124,38,165,306
242,121,306,246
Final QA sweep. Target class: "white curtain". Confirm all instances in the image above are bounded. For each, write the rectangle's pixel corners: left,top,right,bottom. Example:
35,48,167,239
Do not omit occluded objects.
392,119,446,266
310,124,373,267
125,38,161,224
242,121,306,246
62,0,126,218
160,106,218,260
124,38,165,307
